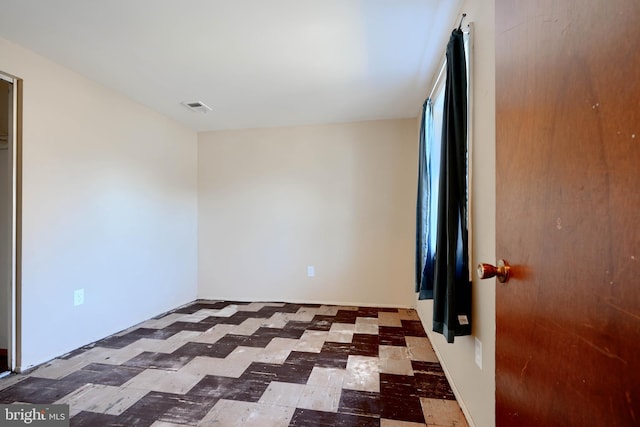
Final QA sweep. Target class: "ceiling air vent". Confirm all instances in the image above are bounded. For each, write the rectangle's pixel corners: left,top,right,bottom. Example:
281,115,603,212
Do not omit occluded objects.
182,101,212,113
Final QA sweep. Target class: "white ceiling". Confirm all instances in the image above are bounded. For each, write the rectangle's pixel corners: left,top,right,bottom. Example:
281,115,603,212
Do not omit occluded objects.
0,0,462,131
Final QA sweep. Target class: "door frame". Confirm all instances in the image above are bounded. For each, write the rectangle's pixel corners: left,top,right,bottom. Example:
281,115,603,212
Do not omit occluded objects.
0,71,22,374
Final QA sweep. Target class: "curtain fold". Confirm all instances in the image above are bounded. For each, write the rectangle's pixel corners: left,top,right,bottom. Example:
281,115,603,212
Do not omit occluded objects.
416,28,471,343
415,99,434,299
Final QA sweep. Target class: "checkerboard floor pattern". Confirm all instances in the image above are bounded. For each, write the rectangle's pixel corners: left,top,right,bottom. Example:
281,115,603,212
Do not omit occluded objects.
0,301,468,426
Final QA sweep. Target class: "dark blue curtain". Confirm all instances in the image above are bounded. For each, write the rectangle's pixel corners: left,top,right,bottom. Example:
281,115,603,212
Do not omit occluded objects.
416,28,471,343
416,96,441,300
415,99,435,300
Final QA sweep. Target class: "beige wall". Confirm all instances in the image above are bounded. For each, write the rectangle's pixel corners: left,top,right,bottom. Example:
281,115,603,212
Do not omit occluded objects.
415,1,496,426
198,119,417,307
0,37,199,370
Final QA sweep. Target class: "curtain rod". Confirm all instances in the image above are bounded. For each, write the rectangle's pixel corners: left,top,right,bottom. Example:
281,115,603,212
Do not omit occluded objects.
426,12,469,101
427,61,447,101
458,13,467,30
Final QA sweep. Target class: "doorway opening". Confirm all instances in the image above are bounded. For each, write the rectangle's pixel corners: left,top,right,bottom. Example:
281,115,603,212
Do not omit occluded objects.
0,71,21,376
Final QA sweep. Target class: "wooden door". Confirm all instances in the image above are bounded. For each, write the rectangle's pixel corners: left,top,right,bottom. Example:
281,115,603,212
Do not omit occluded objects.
495,0,640,425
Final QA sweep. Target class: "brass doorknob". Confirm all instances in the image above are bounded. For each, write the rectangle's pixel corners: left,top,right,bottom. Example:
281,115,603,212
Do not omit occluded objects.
477,259,511,283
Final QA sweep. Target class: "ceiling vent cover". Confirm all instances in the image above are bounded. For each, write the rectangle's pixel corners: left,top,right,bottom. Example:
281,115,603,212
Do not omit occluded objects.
182,101,212,113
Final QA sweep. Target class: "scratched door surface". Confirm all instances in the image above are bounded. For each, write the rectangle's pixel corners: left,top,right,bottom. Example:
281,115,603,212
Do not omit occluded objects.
495,0,640,425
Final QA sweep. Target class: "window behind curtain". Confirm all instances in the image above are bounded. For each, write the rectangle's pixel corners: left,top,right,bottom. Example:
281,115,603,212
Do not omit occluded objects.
428,28,472,272
416,25,472,304
427,83,445,259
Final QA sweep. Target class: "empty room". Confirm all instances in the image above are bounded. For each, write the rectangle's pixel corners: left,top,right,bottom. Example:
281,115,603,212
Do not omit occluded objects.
0,0,638,426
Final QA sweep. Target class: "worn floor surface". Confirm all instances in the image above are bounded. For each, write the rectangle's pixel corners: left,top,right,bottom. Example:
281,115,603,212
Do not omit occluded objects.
0,301,468,426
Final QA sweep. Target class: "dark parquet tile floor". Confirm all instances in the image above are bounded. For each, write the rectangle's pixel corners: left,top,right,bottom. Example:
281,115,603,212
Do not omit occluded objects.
0,301,468,426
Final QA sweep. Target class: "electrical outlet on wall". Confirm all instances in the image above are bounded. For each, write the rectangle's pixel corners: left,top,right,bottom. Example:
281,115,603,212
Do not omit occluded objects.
475,337,483,369
74,289,84,306
307,266,315,277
